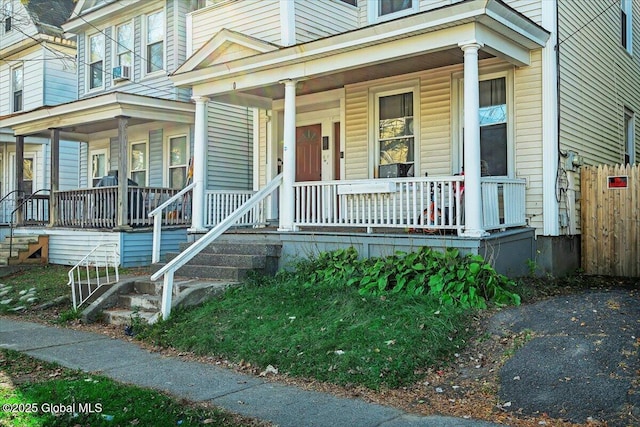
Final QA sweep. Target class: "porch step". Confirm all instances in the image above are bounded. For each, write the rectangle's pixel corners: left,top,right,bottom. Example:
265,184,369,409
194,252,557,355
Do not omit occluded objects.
0,235,48,266
153,242,281,280
98,278,238,326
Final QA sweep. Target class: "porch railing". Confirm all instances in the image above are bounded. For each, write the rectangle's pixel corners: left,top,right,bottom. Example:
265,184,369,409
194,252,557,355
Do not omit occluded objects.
293,176,465,233
149,182,196,263
205,190,267,227
480,177,527,230
291,176,527,234
151,174,283,320
54,186,190,229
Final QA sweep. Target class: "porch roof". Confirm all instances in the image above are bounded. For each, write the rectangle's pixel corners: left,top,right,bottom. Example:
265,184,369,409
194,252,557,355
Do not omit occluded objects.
0,92,195,141
171,0,549,107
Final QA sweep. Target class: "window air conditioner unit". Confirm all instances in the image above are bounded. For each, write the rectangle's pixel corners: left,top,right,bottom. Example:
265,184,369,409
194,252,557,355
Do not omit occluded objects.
112,65,131,81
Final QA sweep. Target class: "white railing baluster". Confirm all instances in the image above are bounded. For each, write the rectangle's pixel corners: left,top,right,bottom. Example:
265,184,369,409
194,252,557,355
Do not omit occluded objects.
68,243,119,310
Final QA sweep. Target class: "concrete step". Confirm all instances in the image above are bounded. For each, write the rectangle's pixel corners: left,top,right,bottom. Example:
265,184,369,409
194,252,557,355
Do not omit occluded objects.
102,308,157,326
180,242,281,257
171,265,254,281
165,253,267,269
2,236,39,244
118,293,161,311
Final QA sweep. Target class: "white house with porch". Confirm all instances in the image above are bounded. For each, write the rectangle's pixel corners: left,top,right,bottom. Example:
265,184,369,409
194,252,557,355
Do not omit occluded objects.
146,0,558,294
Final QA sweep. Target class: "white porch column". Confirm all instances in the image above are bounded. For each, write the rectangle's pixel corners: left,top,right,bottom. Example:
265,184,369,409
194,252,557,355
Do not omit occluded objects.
190,96,209,233
278,79,297,232
459,41,487,238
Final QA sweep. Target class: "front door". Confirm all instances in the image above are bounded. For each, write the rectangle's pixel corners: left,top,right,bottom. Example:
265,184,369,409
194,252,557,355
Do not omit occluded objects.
295,124,322,182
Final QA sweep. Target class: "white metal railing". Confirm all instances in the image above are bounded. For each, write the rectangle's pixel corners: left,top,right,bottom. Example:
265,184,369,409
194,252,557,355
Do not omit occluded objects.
480,177,527,230
294,176,465,234
151,174,283,320
205,190,267,227
149,182,196,263
68,243,120,310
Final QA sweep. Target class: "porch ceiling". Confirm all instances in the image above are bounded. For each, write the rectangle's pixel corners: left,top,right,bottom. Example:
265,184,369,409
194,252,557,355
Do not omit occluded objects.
0,92,195,140
172,0,549,107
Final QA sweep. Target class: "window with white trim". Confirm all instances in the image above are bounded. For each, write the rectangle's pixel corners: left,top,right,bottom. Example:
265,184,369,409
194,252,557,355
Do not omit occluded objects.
90,149,108,187
479,77,508,176
115,22,133,68
369,0,418,23
374,87,417,177
12,65,22,112
621,0,633,54
130,142,147,186
168,136,188,189
624,107,635,164
23,157,34,194
145,10,164,74
88,33,104,90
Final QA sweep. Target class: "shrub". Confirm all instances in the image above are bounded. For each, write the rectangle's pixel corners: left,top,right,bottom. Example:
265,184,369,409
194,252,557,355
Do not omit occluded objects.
295,247,520,309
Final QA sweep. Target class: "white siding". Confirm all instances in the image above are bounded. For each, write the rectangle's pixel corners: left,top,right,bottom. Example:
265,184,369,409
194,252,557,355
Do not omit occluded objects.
207,102,253,190
190,0,281,52
148,129,164,187
0,0,39,51
58,141,82,191
0,47,43,115
295,0,358,43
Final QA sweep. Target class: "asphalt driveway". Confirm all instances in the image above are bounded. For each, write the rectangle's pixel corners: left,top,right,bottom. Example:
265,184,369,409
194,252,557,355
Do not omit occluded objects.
488,289,639,426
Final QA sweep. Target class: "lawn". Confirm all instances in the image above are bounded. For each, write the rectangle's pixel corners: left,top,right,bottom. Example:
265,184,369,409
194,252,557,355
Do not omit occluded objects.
0,349,265,427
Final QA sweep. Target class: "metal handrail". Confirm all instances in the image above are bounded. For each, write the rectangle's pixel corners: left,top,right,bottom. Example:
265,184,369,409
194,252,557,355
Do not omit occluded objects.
151,174,283,320
68,243,120,310
9,188,50,258
149,182,196,263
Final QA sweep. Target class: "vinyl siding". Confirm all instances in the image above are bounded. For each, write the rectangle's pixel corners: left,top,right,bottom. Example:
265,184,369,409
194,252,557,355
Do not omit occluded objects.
207,102,253,190
258,110,269,187
344,83,369,179
190,1,281,52
148,129,164,187
0,0,39,50
120,228,188,267
558,0,640,166
43,47,77,105
79,142,89,188
13,229,120,266
109,137,119,171
294,0,358,43
503,0,542,25
77,34,86,98
0,47,43,115
514,49,544,232
58,141,81,190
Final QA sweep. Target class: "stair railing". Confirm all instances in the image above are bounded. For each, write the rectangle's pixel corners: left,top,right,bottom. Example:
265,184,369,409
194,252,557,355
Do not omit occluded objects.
151,174,283,320
68,243,120,310
148,182,196,263
0,189,25,224
9,189,50,258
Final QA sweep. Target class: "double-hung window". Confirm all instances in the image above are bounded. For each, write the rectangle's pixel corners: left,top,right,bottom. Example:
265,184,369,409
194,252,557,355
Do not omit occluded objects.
12,65,22,112
621,0,633,54
479,77,508,176
89,33,104,90
130,142,147,186
375,88,417,177
116,22,133,68
146,10,164,74
369,0,417,22
168,136,188,189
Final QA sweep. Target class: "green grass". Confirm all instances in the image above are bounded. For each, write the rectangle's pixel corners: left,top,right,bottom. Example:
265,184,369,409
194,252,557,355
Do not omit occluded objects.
139,274,473,390
0,265,148,315
0,349,257,427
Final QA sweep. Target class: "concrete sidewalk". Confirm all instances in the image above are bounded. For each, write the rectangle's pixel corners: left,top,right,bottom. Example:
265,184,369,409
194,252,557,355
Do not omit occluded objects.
1,318,499,427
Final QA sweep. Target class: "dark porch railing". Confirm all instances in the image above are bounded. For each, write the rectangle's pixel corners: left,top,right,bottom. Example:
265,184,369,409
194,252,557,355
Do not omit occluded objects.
54,186,191,229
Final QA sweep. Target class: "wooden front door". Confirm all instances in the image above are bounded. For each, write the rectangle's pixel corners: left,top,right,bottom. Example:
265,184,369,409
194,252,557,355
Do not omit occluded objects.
296,124,322,182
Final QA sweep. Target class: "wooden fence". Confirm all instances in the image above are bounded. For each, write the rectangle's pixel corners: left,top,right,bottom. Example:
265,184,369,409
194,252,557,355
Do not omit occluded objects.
581,164,640,276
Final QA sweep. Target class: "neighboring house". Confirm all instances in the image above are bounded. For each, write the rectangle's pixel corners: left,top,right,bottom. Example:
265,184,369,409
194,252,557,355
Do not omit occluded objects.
165,0,640,276
0,0,78,229
0,0,255,266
